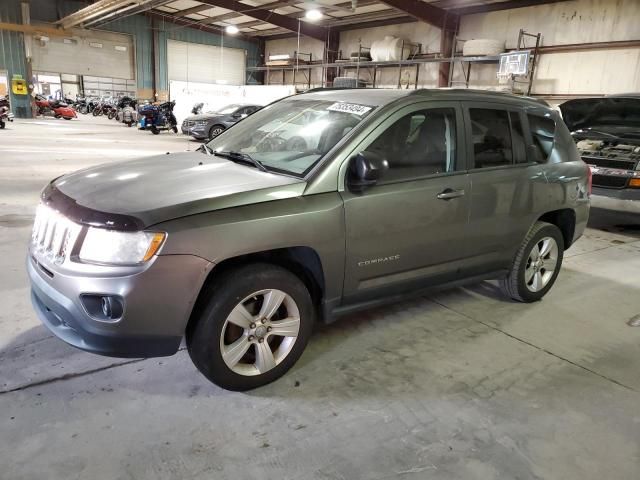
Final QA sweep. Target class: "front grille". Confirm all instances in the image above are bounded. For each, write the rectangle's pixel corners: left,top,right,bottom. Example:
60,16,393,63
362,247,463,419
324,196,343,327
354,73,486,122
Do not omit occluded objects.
31,204,82,265
592,175,628,189
582,156,638,170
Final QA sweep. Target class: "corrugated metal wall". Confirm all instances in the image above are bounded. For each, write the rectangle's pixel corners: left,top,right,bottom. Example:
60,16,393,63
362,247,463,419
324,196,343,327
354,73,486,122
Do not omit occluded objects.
22,0,262,98
0,0,30,118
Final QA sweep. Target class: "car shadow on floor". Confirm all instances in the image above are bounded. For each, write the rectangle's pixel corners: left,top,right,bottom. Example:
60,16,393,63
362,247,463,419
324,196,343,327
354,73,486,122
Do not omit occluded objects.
588,207,640,239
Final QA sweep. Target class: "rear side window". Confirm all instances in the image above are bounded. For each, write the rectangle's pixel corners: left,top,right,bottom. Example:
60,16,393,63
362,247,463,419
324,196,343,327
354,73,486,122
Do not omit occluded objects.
528,114,556,162
470,109,513,168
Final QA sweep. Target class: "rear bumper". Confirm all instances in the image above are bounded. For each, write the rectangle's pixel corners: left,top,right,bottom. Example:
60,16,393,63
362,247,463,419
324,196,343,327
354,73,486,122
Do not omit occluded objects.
28,253,212,358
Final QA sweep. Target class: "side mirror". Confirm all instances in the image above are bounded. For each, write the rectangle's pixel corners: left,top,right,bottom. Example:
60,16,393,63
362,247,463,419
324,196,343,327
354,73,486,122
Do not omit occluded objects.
347,151,389,192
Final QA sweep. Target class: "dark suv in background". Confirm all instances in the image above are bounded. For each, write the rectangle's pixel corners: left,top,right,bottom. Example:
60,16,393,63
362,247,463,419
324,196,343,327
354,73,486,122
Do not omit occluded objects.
28,89,590,391
181,103,262,140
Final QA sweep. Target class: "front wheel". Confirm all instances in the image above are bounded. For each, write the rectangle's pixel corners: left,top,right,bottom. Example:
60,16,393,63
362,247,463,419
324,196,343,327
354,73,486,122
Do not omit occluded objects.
208,125,225,140
187,264,314,391
500,221,564,303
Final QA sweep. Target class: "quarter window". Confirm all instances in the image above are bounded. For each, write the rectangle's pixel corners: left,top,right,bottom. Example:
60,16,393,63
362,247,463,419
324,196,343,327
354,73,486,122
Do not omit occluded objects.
470,109,514,168
528,114,556,162
365,108,457,183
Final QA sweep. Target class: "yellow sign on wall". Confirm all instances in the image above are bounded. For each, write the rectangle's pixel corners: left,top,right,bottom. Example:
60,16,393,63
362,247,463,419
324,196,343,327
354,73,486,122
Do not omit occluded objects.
11,75,27,95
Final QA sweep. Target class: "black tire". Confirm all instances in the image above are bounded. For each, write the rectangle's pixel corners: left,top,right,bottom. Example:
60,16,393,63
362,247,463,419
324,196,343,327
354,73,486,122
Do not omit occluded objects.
172,126,178,134
208,124,225,140
79,106,88,115
127,121,133,127
0,120,5,129
63,117,72,120
500,221,564,303
151,125,160,135
54,114,61,119
187,263,314,391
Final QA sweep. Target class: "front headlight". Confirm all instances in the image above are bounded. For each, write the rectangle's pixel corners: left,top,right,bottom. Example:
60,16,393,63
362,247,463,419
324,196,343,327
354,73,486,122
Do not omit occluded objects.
79,228,166,266
195,120,208,126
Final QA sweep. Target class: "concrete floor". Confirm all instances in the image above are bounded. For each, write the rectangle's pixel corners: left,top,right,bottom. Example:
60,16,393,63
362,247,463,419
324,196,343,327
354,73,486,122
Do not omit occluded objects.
1,116,639,480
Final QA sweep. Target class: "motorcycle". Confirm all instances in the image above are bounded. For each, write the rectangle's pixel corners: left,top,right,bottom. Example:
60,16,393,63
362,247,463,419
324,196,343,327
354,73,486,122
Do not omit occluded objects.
35,94,77,120
116,97,138,127
139,100,178,134
92,97,115,117
0,96,14,129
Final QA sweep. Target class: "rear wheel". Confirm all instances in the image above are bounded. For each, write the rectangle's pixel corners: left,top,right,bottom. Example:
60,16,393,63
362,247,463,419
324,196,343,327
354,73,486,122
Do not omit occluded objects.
0,120,5,129
54,114,61,119
187,263,314,391
208,125,225,140
500,221,564,302
63,117,72,120
151,125,159,135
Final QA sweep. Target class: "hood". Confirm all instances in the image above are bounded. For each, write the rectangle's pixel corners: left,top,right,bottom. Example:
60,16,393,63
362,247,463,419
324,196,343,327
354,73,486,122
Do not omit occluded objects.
560,97,640,133
51,151,305,228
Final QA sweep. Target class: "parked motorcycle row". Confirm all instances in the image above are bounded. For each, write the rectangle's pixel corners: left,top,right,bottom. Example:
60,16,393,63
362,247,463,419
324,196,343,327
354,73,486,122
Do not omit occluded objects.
1,93,178,135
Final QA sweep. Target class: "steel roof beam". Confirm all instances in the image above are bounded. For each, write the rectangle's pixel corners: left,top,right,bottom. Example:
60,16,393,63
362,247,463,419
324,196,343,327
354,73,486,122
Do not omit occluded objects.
194,0,329,40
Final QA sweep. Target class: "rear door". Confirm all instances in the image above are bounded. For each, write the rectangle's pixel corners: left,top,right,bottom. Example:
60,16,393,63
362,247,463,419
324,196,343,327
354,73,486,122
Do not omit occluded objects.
463,102,548,269
340,101,473,303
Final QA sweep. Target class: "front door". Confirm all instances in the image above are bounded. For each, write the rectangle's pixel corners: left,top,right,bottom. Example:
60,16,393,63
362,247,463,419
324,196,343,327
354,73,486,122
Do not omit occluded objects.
340,102,472,303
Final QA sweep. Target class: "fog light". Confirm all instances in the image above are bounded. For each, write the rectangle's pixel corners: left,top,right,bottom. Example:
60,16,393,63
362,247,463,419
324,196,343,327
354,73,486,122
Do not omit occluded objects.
81,294,124,321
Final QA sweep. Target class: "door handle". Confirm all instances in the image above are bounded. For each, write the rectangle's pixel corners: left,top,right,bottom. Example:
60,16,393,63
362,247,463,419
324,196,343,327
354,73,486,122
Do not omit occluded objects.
437,189,465,200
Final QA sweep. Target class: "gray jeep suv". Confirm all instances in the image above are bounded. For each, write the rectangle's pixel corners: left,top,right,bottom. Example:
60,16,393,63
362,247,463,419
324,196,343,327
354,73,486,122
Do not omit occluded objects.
28,89,590,391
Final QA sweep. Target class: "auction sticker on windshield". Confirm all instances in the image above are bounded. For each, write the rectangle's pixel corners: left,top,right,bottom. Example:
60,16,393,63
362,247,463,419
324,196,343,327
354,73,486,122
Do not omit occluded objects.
327,102,372,116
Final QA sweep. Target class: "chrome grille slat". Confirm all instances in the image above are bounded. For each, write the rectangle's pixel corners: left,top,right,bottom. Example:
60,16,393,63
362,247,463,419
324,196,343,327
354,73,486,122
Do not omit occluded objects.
31,205,82,265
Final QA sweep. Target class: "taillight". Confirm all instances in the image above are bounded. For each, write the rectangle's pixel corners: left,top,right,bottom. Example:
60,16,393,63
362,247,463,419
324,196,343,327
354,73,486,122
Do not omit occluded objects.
586,165,592,195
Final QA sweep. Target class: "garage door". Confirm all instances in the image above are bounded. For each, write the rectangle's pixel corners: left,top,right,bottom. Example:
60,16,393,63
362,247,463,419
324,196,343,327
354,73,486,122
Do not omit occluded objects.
31,30,134,80
167,39,246,85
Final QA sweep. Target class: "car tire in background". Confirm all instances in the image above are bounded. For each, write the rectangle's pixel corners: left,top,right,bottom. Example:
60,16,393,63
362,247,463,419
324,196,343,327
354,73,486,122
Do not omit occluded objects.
187,263,314,391
208,125,225,140
500,221,565,303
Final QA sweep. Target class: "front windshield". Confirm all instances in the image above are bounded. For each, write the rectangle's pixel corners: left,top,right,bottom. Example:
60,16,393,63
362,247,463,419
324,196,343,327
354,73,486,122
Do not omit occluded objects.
205,98,374,176
209,104,242,115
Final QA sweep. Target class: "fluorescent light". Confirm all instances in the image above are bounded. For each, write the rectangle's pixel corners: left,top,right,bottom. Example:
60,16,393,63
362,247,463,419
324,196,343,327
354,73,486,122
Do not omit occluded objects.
225,25,239,34
305,9,322,21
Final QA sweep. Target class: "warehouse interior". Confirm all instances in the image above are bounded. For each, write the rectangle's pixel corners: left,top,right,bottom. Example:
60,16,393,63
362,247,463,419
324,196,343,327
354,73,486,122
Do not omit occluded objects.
1,0,639,479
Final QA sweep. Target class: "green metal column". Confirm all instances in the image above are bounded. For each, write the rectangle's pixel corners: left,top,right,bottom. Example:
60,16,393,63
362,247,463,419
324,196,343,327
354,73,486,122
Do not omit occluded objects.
0,0,32,118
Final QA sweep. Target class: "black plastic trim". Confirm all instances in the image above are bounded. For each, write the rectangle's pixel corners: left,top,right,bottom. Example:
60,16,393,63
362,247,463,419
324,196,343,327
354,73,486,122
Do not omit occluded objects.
41,183,144,232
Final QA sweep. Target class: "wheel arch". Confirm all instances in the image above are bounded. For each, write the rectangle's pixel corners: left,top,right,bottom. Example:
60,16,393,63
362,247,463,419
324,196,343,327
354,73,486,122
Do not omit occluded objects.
537,208,576,249
186,246,326,335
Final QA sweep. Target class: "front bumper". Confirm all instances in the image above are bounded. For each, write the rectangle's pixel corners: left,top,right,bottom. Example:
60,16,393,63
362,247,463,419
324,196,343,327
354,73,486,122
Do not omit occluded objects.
28,253,212,358
591,188,640,213
182,124,207,139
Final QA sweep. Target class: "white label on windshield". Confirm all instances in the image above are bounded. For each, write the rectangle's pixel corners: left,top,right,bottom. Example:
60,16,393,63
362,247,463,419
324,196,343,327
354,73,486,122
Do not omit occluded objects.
327,102,372,116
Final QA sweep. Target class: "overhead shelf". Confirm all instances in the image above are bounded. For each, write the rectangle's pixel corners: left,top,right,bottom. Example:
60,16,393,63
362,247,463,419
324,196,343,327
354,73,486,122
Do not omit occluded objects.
247,55,500,72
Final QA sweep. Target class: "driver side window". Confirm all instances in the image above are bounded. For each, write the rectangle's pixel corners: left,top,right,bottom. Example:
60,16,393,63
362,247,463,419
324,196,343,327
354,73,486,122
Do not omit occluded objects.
366,108,457,184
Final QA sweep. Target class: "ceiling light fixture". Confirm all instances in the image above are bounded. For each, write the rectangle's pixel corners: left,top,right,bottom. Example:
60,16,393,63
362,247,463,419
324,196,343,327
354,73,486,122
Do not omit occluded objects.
225,25,239,34
305,9,322,21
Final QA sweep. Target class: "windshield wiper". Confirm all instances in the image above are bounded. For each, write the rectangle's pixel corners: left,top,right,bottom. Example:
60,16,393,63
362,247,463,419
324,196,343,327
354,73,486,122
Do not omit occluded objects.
213,151,268,172
198,144,213,155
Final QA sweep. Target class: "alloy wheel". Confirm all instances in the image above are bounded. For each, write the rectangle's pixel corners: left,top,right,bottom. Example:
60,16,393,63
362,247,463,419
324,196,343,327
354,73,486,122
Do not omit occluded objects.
524,236,559,292
220,289,300,376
